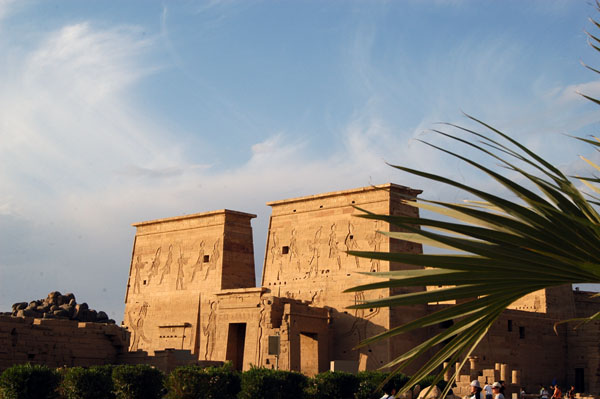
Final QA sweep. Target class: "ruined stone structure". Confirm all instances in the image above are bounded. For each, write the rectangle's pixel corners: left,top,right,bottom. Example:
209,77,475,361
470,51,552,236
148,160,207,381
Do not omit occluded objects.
0,315,128,369
115,182,600,392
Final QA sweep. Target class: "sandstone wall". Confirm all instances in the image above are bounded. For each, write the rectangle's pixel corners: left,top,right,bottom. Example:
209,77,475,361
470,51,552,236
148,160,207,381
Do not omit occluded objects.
262,184,424,370
567,290,600,394
0,315,128,370
123,210,256,355
471,310,569,390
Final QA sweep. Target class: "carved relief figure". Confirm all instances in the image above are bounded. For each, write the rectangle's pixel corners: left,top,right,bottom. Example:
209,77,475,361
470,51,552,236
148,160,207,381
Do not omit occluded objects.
203,301,218,360
128,302,151,351
270,231,280,263
257,298,268,365
203,239,220,281
308,226,322,276
190,240,205,282
147,247,161,285
288,228,300,271
270,231,283,279
328,223,342,270
344,222,360,268
341,291,381,364
159,244,173,285
368,221,383,272
176,246,189,290
132,255,147,294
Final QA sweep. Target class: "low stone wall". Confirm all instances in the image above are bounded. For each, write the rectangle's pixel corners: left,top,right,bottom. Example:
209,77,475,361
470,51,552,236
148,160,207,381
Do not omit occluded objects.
0,315,128,370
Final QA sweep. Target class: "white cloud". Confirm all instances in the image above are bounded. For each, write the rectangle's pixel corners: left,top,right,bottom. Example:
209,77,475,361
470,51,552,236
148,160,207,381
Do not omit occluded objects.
557,79,600,104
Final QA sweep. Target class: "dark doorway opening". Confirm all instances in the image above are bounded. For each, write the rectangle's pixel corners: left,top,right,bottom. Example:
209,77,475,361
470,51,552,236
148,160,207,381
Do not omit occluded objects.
575,368,585,393
226,323,247,371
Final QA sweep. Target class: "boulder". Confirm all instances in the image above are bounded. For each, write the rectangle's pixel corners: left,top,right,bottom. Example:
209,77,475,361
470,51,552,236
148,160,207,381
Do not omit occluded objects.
59,304,74,317
97,311,108,321
53,309,69,318
36,305,50,313
87,309,98,322
47,291,61,304
7,292,110,324
12,302,28,312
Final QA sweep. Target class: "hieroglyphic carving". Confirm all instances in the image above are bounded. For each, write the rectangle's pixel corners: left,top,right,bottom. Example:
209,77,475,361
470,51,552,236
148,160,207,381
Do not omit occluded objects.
190,240,205,282
203,300,217,360
176,246,189,290
132,255,147,294
328,223,341,270
368,221,383,272
308,226,322,277
288,228,300,271
159,244,173,285
147,247,161,285
270,231,283,279
344,222,359,268
203,239,220,281
128,302,151,350
309,289,323,305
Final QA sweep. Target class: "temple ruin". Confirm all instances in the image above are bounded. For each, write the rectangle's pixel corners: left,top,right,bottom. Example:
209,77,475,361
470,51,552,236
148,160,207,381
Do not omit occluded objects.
121,183,600,393
2,183,597,392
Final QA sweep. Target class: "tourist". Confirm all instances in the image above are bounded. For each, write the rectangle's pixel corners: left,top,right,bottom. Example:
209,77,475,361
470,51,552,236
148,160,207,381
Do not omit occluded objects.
380,382,397,399
493,382,505,399
566,386,575,399
541,385,550,399
484,382,493,399
520,387,526,399
552,385,562,399
471,380,483,399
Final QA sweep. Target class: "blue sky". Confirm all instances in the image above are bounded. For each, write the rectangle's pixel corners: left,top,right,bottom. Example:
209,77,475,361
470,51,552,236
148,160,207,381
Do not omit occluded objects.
1,0,600,322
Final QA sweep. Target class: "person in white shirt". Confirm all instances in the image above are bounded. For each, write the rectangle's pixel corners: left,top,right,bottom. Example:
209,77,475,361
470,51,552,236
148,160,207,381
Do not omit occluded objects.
484,383,493,399
493,382,505,399
541,385,550,399
380,384,396,399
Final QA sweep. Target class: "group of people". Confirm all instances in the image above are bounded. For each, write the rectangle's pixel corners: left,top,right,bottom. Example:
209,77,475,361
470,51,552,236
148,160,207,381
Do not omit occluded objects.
378,380,577,399
470,380,506,399
539,384,576,399
378,380,505,399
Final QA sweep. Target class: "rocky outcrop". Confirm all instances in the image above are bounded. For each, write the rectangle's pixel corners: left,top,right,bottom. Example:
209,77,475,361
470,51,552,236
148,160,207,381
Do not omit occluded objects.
3,291,115,324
